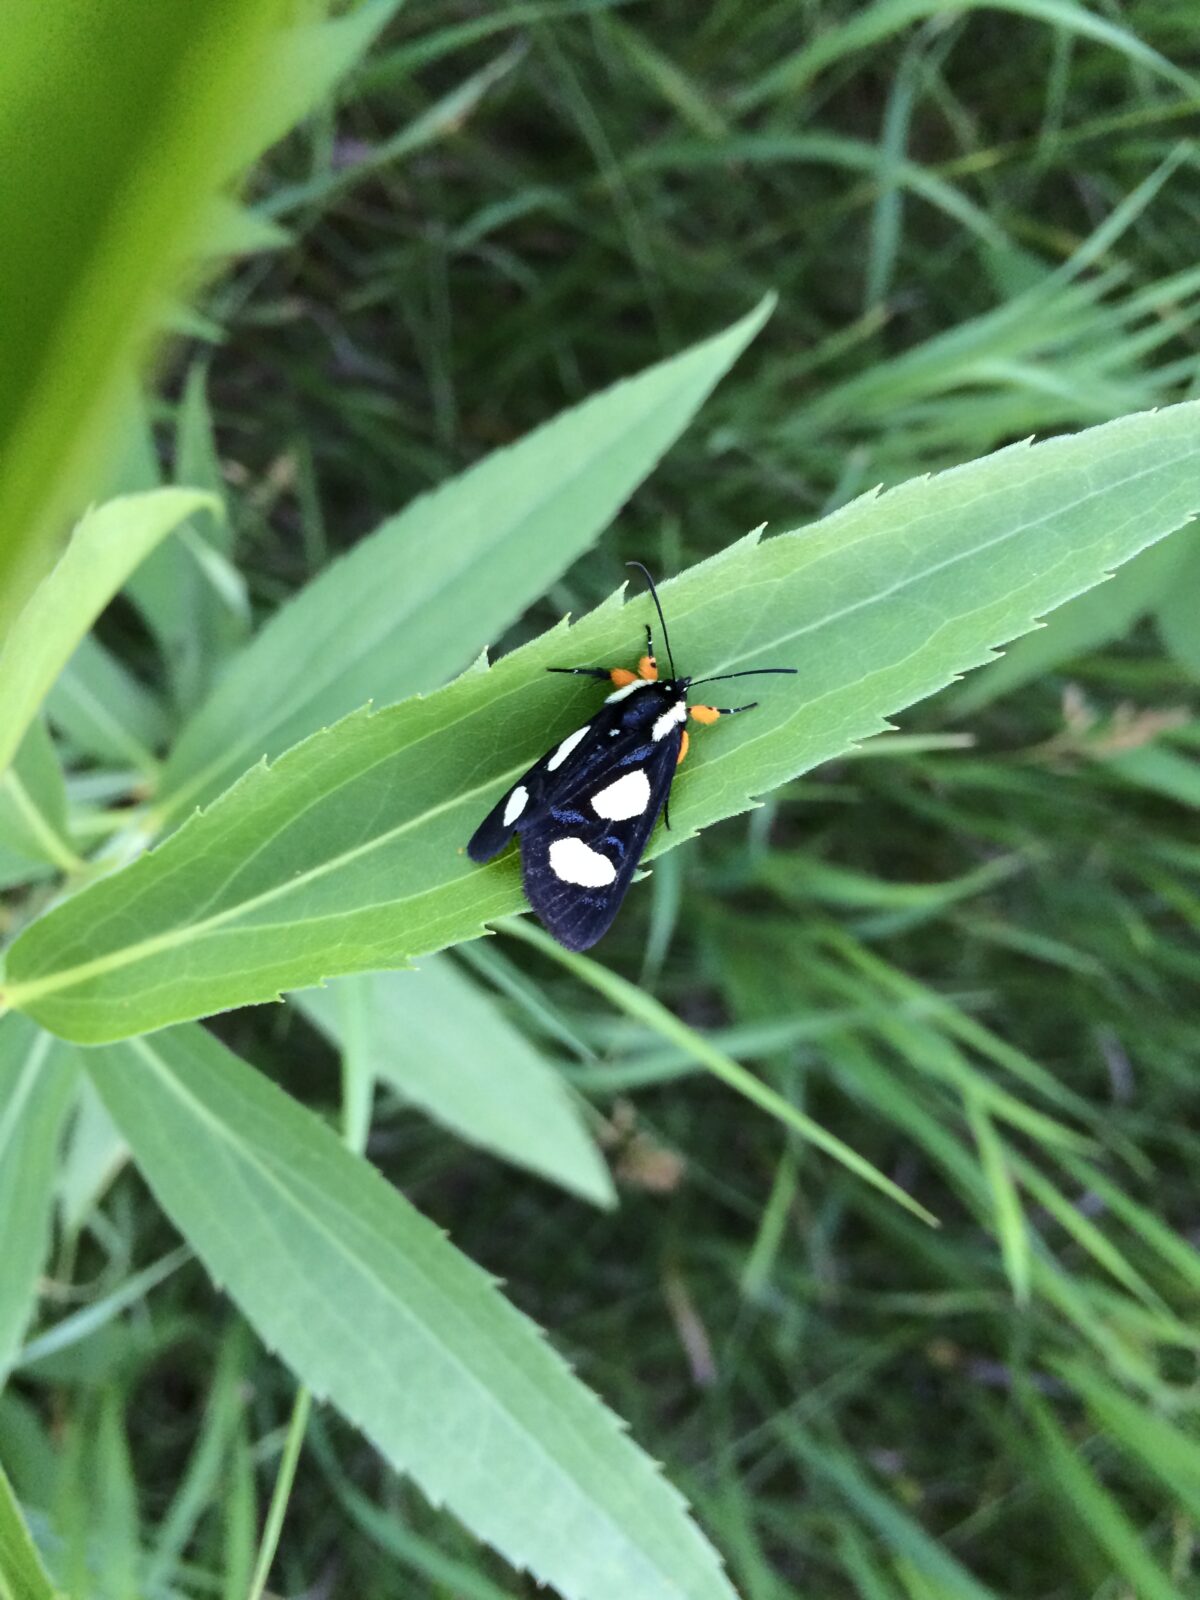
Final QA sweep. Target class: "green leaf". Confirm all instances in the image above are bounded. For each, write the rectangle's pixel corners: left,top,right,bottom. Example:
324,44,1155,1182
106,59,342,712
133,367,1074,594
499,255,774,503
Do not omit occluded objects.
84,1024,737,1600
949,528,1189,713
155,299,773,822
0,1015,78,1382
47,636,168,776
0,720,79,881
1157,521,1200,677
296,958,615,1207
1022,1390,1180,1600
0,0,290,644
0,1457,57,1600
0,489,218,780
6,401,1198,1044
732,0,1200,110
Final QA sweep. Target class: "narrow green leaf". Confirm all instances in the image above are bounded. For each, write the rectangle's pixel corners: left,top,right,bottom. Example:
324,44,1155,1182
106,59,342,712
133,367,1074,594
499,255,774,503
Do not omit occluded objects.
503,918,938,1227
1157,522,1200,676
84,1024,738,1600
0,1015,78,1382
155,299,773,822
963,1096,1030,1306
0,1458,56,1600
296,958,615,1207
784,1432,1002,1600
95,1388,140,1600
0,0,288,642
0,720,80,879
57,1077,129,1242
1022,1391,1180,1600
47,636,168,775
732,0,1200,109
7,402,1198,1043
0,490,218,780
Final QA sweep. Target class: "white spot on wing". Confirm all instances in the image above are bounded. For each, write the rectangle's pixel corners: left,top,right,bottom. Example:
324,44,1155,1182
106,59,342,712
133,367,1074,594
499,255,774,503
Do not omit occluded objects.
591,769,651,820
547,725,590,771
549,836,617,887
502,785,528,826
605,679,650,703
652,701,688,741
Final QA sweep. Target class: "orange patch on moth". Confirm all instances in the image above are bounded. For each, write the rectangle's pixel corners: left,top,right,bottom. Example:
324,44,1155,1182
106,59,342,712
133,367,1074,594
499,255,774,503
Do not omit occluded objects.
676,729,689,765
690,704,721,725
637,654,658,681
609,667,638,687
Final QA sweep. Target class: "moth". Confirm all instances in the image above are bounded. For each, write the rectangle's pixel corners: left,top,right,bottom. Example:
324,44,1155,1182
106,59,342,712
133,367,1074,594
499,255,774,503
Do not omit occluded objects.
468,564,795,951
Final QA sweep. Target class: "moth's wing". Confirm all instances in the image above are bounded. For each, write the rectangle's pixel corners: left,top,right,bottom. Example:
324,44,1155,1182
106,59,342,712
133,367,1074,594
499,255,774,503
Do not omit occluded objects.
466,710,622,864
466,745,553,864
519,730,681,951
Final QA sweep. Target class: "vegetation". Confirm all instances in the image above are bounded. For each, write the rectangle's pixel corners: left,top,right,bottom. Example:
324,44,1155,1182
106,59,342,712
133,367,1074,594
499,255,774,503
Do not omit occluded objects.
1,2,1199,1597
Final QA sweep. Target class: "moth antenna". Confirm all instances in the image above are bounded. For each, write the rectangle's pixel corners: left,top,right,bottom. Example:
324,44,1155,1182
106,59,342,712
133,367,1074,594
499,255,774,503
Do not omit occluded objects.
625,561,678,680
690,668,798,686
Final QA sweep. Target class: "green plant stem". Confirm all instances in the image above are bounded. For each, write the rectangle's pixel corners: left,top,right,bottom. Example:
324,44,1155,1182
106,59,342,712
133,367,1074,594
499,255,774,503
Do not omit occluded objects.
246,1386,312,1600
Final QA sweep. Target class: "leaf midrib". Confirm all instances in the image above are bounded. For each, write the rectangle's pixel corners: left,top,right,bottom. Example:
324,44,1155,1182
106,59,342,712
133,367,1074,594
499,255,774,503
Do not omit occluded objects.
8,438,1187,1007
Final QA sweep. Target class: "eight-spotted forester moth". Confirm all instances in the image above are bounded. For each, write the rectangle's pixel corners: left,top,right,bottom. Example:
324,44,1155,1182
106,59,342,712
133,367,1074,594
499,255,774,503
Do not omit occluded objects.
467,565,796,951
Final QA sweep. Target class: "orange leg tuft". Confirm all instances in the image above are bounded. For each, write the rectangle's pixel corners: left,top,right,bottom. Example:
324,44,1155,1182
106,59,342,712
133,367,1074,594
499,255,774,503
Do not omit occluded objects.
690,704,721,725
676,729,689,765
609,667,638,687
637,654,659,681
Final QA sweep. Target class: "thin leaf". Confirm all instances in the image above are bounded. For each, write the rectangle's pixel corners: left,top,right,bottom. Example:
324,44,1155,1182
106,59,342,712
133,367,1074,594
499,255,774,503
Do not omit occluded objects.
47,636,167,775
0,719,80,879
503,917,938,1226
0,0,289,642
1022,1390,1181,1600
732,0,1200,109
84,1024,738,1600
0,1015,78,1382
155,299,773,822
295,958,615,1207
6,402,1199,1043
0,1458,56,1600
0,489,218,779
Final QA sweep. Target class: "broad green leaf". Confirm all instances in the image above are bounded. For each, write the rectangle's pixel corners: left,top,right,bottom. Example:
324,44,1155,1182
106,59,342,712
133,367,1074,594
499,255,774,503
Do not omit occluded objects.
6,402,1199,1043
296,959,615,1207
47,636,168,776
155,299,773,822
0,490,218,780
0,720,79,881
949,529,1190,713
0,0,289,644
85,1024,737,1600
0,1015,78,1382
0,1458,56,1600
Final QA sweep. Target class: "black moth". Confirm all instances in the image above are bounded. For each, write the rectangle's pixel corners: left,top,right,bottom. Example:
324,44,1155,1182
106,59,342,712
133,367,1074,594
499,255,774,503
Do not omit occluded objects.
468,564,796,952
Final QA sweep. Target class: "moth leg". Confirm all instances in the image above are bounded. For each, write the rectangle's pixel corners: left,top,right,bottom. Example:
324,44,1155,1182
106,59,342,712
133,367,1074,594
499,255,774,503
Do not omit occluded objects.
546,666,612,680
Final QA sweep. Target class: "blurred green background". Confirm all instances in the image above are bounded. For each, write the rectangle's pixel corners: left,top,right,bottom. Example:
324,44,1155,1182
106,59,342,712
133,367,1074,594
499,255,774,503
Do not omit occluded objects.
4,2,1200,1596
